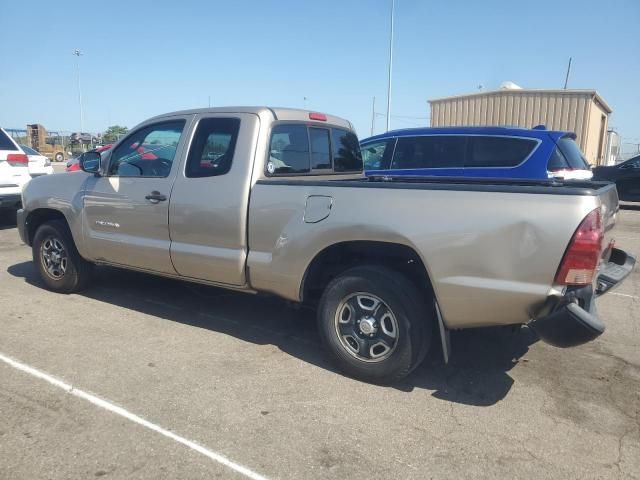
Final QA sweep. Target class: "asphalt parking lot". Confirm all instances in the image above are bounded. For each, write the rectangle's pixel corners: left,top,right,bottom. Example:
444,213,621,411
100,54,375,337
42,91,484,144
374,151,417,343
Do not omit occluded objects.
0,206,638,479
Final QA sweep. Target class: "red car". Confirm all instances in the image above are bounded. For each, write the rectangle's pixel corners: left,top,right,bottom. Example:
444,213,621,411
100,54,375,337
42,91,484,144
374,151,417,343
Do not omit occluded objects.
66,144,112,172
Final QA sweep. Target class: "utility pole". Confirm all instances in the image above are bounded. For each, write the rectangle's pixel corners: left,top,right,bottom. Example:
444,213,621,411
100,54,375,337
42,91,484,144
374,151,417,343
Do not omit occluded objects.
563,57,572,90
386,0,395,132
73,49,84,132
371,96,376,136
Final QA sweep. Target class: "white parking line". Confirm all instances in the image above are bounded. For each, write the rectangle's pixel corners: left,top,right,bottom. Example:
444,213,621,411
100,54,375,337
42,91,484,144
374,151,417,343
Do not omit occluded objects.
609,292,638,300
0,352,269,480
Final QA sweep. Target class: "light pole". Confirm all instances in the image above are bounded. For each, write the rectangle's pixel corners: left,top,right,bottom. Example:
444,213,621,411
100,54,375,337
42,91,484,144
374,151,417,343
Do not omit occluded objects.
386,0,395,132
73,49,84,132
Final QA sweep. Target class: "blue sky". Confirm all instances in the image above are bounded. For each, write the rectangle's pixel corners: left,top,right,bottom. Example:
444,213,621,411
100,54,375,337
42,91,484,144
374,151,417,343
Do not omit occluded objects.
2,0,638,144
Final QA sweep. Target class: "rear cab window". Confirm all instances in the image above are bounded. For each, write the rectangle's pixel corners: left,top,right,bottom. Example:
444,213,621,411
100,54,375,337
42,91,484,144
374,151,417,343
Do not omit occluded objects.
268,124,362,175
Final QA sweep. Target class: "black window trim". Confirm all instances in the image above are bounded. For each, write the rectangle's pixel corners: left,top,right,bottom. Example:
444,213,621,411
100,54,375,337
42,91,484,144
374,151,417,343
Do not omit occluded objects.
105,118,187,178
377,134,542,171
265,121,362,177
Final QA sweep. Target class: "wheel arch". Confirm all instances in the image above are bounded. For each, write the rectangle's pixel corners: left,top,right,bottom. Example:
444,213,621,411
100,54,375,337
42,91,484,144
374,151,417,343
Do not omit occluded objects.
300,240,436,305
24,208,70,246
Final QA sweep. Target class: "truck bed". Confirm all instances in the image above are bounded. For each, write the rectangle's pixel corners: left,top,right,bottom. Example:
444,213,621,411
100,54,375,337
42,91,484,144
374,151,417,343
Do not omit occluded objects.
247,176,619,330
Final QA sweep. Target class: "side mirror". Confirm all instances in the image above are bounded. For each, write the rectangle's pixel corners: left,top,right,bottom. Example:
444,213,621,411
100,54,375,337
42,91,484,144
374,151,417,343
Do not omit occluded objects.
80,151,101,175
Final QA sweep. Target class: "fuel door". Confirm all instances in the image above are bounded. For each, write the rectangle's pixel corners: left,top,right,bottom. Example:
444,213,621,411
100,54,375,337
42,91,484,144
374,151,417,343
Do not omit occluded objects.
304,195,333,223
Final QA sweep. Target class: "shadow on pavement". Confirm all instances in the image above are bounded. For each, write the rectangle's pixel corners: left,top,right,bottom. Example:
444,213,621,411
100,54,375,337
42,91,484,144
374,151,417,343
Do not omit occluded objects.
8,261,538,406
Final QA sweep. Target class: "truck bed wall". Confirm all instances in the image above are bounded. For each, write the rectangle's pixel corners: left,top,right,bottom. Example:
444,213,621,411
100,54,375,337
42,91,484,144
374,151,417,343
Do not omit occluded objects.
247,182,600,329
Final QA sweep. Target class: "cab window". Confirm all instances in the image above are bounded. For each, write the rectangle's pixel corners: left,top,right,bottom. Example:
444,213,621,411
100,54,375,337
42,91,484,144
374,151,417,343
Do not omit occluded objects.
186,118,240,178
268,125,310,174
108,121,185,177
310,128,331,170
267,124,362,175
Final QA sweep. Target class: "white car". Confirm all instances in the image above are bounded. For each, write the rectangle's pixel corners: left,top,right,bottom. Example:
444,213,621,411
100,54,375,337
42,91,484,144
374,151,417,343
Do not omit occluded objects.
19,144,54,177
0,128,31,214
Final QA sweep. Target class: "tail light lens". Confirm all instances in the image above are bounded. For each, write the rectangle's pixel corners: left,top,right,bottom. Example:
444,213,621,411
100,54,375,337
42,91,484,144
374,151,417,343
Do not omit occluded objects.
555,208,604,285
6,153,29,166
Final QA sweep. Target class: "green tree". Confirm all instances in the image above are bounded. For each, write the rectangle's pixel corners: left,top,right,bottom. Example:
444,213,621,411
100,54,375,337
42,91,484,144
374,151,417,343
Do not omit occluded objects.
103,125,128,143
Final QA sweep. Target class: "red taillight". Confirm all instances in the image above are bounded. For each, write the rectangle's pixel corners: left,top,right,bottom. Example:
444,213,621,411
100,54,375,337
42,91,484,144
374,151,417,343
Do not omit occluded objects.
555,208,604,285
309,112,327,121
6,153,28,166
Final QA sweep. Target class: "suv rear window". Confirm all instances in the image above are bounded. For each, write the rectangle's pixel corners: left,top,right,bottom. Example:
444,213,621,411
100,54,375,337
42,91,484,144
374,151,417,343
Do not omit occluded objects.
268,124,362,175
467,137,537,167
0,130,18,151
557,137,590,169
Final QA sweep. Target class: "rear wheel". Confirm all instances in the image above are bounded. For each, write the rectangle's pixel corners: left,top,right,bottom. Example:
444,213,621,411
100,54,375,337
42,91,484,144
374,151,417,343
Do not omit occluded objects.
317,265,431,384
32,220,92,293
54,152,64,162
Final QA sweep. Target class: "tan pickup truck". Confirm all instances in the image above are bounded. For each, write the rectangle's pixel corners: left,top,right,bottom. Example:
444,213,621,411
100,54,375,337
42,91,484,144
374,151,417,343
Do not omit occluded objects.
17,107,635,384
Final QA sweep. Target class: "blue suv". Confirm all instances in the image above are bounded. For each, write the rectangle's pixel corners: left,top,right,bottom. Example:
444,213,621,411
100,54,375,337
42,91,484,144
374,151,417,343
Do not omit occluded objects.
361,126,593,180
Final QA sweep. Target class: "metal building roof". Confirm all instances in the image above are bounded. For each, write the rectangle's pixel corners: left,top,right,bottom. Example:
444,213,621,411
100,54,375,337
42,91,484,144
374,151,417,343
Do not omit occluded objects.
429,89,612,113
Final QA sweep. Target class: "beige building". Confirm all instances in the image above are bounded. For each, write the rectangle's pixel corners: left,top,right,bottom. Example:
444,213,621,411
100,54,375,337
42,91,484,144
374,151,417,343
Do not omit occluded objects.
428,89,612,166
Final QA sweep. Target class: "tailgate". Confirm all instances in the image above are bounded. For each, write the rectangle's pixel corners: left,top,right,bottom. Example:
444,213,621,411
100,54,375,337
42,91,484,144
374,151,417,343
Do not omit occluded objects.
598,183,619,263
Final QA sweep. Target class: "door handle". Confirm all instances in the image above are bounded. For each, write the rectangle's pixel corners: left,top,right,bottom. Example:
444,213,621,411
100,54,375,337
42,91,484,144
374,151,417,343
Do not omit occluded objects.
145,191,167,203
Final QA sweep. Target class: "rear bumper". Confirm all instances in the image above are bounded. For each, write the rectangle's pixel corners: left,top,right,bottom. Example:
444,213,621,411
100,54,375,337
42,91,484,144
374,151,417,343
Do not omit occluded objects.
29,166,54,177
0,193,22,210
530,248,636,348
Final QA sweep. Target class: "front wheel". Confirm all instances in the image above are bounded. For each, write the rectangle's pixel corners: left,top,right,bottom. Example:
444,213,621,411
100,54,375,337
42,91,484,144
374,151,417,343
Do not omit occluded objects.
54,152,64,162
317,265,431,384
32,220,93,293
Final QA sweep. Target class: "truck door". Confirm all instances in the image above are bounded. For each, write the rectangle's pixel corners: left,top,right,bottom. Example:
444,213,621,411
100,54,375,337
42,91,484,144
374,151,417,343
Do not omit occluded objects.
168,113,260,286
82,117,190,273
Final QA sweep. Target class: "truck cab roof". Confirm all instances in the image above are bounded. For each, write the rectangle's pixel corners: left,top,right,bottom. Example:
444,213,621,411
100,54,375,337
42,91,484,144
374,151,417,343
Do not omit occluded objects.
147,107,354,131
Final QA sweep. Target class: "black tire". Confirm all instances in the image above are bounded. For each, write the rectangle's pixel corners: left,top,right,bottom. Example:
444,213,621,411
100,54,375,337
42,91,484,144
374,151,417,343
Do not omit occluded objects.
54,152,64,162
317,265,432,384
32,220,93,293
